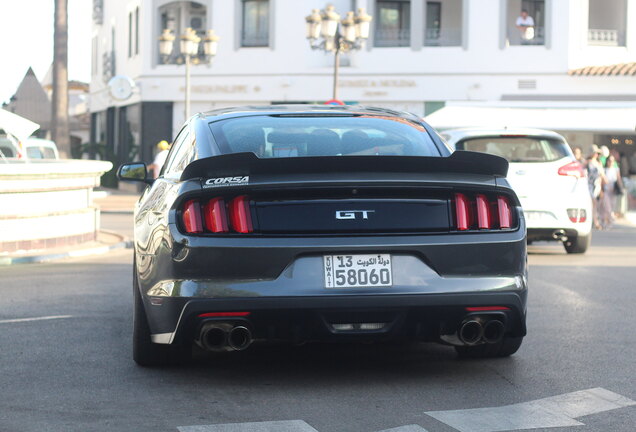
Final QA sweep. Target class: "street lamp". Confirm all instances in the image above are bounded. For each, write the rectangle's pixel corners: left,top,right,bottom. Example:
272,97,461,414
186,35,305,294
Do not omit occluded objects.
158,27,220,120
306,4,372,101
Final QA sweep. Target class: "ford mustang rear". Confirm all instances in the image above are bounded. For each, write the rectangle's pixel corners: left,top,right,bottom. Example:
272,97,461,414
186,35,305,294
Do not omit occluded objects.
118,105,528,366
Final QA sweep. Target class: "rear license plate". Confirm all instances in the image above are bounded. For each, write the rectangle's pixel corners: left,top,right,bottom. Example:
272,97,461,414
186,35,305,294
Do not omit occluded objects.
323,254,392,288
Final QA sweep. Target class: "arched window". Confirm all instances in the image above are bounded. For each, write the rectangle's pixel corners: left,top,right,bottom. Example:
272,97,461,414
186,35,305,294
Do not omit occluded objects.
158,1,208,63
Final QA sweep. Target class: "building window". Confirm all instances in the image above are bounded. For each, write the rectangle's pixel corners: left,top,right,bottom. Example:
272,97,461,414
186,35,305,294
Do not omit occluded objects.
158,1,207,62
92,36,98,75
135,7,140,55
242,0,269,47
375,0,411,47
128,12,133,57
588,0,626,46
506,0,546,46
425,0,462,47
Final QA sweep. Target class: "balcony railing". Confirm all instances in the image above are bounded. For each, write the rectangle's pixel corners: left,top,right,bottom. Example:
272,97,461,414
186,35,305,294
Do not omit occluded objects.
588,29,622,46
375,28,410,47
425,28,462,46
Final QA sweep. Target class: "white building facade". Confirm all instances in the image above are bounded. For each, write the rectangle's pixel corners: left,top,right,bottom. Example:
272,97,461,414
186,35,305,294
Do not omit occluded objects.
89,0,636,185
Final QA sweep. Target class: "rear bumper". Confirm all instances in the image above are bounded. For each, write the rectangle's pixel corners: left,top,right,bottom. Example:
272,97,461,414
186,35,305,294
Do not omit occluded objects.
147,288,527,345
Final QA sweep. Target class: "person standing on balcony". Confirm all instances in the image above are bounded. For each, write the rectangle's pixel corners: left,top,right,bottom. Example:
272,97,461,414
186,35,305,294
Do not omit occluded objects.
516,10,535,43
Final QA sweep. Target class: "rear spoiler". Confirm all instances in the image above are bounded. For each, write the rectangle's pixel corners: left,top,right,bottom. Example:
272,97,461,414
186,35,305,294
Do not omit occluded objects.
181,151,508,181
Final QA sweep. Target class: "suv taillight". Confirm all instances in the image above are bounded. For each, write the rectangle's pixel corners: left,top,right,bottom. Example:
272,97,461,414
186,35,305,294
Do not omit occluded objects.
181,196,253,234
558,161,586,178
454,193,514,231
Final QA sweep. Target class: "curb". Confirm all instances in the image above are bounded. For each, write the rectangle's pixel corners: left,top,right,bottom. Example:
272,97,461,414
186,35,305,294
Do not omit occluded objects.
0,231,133,266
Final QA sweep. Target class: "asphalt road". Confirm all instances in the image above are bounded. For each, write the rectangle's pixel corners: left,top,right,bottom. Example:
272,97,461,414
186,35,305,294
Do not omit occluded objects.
1,216,635,432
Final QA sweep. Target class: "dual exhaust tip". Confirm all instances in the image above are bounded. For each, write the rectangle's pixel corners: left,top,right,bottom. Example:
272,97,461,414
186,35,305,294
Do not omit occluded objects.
458,318,505,346
197,322,253,352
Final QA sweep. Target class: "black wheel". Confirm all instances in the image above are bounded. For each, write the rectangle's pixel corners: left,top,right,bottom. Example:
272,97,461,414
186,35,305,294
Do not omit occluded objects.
564,233,591,254
133,261,188,366
455,336,523,359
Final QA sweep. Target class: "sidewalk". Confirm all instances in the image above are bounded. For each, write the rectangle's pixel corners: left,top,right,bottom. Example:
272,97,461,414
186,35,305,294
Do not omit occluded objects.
94,188,138,214
0,230,132,265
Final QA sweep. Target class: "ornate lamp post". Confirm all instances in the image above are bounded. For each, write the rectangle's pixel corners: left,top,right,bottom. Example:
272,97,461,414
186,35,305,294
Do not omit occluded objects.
158,28,220,119
305,5,372,101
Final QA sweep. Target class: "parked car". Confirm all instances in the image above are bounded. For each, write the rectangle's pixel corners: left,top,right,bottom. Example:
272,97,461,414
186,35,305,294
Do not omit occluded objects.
0,135,59,160
442,128,592,254
118,105,528,367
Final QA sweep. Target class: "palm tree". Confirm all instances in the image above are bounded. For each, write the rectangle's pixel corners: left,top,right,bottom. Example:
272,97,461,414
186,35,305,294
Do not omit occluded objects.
51,0,70,158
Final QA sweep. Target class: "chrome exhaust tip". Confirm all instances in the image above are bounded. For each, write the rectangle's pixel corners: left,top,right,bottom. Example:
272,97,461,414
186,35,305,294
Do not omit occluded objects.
552,229,568,242
482,320,505,344
458,320,483,345
228,325,252,351
197,323,231,352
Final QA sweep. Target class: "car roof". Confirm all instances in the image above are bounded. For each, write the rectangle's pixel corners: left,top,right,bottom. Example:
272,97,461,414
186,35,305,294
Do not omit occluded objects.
442,127,566,144
195,104,423,124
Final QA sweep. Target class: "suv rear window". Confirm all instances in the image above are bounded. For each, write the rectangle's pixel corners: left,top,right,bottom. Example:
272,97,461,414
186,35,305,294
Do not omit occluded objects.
209,115,441,158
457,136,570,162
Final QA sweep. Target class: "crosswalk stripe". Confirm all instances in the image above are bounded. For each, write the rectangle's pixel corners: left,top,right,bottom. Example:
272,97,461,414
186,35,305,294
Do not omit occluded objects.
0,315,73,324
177,420,319,432
377,425,429,431
425,387,636,432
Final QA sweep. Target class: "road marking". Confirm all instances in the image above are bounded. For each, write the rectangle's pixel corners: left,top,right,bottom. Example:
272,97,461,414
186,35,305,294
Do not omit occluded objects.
0,315,73,324
378,426,429,431
178,420,319,432
425,387,636,432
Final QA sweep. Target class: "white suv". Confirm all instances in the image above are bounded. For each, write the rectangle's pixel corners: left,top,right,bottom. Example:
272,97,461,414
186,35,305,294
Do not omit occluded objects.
443,128,593,254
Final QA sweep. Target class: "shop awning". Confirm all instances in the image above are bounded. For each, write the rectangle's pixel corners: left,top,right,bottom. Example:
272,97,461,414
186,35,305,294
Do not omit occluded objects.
0,109,40,142
425,105,636,133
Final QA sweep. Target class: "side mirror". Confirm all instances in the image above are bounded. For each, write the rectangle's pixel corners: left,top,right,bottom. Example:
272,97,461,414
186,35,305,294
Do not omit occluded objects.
117,162,153,185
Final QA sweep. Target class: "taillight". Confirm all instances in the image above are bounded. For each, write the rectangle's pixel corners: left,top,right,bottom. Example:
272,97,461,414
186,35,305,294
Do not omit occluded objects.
181,196,253,234
476,194,491,229
182,200,203,233
228,195,253,233
203,197,228,233
558,161,586,178
453,194,514,231
567,208,587,223
455,193,470,231
497,196,512,229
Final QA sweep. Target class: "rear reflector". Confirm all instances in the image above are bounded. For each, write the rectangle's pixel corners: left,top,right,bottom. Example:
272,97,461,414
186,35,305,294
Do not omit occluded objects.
204,197,229,233
497,196,512,229
558,161,586,178
228,195,253,233
476,194,491,229
198,312,251,318
182,199,203,233
455,193,470,231
465,306,510,312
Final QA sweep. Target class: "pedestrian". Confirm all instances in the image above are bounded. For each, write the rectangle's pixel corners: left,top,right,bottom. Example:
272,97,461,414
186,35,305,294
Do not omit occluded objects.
148,140,170,178
516,9,535,43
586,149,605,230
604,154,624,222
573,146,586,168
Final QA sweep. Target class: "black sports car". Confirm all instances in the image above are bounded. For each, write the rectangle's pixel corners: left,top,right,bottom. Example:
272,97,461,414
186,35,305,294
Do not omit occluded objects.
118,105,528,366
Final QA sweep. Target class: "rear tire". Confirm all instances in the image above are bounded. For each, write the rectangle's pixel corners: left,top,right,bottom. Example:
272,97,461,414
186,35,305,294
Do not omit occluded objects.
133,261,188,367
455,336,523,359
564,233,591,254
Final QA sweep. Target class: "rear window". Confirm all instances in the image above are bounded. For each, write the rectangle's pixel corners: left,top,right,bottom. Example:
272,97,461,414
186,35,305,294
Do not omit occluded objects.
26,146,57,159
208,115,441,158
457,136,571,162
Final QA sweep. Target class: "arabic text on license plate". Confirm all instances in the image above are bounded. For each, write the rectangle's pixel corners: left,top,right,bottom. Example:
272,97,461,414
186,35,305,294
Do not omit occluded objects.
323,254,392,288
